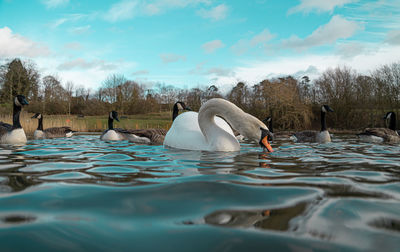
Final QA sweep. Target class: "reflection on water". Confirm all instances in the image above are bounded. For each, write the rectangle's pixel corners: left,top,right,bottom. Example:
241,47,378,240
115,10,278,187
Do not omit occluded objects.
0,135,399,251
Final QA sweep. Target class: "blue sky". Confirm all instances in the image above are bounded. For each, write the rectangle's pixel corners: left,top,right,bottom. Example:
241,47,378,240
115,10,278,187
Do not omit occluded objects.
1,0,400,92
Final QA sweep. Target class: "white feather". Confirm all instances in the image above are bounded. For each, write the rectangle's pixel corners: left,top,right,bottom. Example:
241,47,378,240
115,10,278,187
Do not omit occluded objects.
0,128,27,145
33,130,45,139
316,130,331,143
100,130,124,141
358,134,384,143
125,134,151,144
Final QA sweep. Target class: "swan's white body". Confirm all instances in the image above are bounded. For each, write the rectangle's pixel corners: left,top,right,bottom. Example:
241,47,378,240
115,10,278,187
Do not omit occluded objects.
163,98,269,152
0,128,27,145
164,111,235,151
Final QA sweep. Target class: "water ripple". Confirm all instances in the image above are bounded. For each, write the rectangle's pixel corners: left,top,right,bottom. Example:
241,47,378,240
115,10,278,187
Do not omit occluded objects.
0,134,399,251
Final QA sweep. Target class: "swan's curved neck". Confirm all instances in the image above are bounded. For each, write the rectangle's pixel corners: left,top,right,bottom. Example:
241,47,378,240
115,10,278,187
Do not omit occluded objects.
389,113,397,131
37,116,43,131
198,100,244,150
12,104,22,129
108,118,114,130
321,111,327,131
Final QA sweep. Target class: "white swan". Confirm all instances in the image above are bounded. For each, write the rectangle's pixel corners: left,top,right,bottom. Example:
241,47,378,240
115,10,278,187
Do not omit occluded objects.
163,98,273,152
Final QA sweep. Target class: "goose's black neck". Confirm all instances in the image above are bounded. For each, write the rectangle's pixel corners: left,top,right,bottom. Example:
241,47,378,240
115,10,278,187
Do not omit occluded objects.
321,110,327,131
108,118,114,130
12,103,22,129
37,117,43,131
268,118,274,133
172,103,179,121
389,113,397,131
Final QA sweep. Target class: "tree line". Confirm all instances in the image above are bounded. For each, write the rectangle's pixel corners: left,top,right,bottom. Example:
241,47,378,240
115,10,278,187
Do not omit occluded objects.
1,58,399,130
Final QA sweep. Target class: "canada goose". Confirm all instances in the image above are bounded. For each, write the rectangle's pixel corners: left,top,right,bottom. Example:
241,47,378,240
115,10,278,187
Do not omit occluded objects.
172,101,191,121
163,98,274,152
31,113,76,139
291,105,334,143
126,101,191,144
357,111,400,143
100,111,147,142
0,95,29,144
384,111,400,135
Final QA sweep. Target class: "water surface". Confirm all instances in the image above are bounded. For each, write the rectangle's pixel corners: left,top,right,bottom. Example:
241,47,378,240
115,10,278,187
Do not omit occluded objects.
1,135,399,251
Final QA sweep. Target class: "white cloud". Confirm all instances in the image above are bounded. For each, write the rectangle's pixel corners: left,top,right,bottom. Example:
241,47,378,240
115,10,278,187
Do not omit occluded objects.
0,27,50,58
197,4,228,20
335,42,367,58
42,0,69,9
69,25,91,35
206,67,233,77
282,15,362,51
160,53,186,64
35,57,136,90
64,42,82,51
104,0,211,22
211,44,400,89
231,29,275,55
189,62,206,75
385,29,400,45
49,14,91,29
288,0,358,14
104,0,139,22
132,70,149,75
57,58,118,71
202,40,224,54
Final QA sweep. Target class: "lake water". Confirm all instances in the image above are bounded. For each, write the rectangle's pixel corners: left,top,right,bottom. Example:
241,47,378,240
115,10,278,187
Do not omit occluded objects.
0,134,399,251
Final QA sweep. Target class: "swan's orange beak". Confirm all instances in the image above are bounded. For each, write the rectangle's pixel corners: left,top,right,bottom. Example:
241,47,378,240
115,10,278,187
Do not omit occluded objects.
262,136,273,152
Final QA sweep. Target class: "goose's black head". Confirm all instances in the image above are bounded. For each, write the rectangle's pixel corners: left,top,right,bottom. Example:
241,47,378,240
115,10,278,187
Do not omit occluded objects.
15,95,29,107
172,101,192,121
384,112,395,120
262,116,272,124
175,101,192,111
109,111,119,121
321,105,334,113
259,127,274,152
32,113,42,119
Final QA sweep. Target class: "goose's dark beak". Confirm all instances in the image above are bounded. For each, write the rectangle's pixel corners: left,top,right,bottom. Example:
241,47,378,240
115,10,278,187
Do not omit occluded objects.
115,117,120,122
21,98,29,105
185,107,192,111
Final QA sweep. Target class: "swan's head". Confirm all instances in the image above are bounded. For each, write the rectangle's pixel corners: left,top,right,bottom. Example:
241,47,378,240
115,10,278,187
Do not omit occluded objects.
240,115,273,152
15,95,29,107
109,111,119,121
32,113,42,119
321,105,334,113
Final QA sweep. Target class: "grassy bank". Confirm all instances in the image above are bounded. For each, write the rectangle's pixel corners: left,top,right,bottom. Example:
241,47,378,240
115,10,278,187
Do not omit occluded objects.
0,112,173,136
